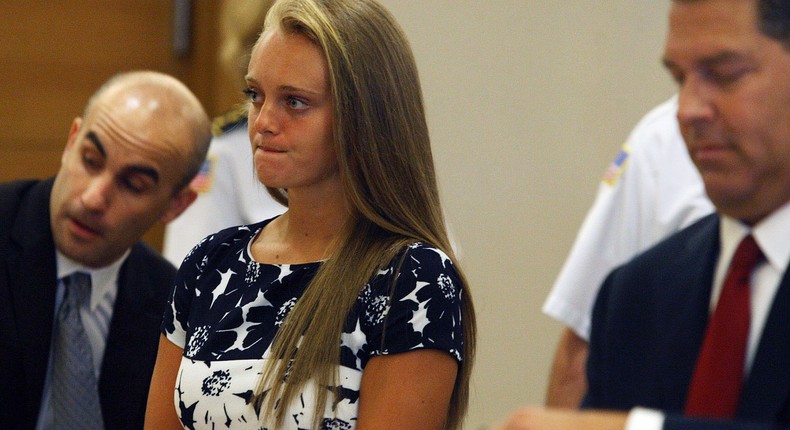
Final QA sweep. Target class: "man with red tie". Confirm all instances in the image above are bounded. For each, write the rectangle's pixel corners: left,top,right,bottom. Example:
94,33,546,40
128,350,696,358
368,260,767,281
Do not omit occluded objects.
495,0,790,428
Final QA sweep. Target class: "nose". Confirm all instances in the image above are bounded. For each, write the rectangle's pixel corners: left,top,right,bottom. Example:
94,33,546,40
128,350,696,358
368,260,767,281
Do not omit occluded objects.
80,175,112,212
251,100,279,136
676,75,715,128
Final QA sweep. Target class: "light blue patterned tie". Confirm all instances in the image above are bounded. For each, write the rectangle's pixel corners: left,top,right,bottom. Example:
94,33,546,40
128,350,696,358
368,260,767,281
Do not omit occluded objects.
51,272,105,430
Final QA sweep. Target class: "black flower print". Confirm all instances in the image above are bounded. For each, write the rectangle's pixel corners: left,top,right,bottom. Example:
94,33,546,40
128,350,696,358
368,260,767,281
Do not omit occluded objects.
162,220,464,429
202,370,231,396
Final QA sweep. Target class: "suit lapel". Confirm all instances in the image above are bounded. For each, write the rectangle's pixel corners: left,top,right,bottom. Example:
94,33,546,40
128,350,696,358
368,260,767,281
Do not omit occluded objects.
738,265,790,421
99,246,164,426
655,215,720,411
6,179,58,416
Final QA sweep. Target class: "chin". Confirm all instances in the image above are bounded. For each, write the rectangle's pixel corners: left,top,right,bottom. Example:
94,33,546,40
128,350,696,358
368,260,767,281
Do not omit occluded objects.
60,243,108,268
257,176,286,189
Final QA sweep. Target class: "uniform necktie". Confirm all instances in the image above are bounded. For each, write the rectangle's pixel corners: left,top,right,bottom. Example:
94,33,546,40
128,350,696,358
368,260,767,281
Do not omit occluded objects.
51,271,105,430
685,234,763,419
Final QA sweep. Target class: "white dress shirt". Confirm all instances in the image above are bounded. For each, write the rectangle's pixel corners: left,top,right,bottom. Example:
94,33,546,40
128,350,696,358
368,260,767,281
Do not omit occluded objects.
35,250,128,430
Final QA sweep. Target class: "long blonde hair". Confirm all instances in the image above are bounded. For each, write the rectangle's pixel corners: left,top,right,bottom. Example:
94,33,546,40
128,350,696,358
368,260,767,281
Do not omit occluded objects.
252,1,476,428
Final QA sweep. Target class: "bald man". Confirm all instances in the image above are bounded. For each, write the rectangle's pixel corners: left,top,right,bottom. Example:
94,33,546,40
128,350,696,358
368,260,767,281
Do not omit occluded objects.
0,71,211,430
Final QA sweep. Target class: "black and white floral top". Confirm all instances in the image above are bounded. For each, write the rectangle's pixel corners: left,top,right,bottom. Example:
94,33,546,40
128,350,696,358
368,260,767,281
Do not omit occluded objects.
162,219,466,430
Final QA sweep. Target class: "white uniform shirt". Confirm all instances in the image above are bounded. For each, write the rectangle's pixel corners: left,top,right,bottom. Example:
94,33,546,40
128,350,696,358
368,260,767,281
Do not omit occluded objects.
163,119,286,266
542,96,715,340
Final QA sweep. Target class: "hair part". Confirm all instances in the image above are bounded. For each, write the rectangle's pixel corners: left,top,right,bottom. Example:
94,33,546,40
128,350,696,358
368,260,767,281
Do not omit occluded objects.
251,1,476,428
219,0,276,83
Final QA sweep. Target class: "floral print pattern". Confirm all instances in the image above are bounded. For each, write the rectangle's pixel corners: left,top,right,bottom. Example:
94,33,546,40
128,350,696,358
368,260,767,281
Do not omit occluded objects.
162,219,465,429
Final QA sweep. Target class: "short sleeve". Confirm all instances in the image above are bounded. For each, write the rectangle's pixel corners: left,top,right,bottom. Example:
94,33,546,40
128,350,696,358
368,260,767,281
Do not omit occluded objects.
160,232,215,349
542,96,713,340
357,243,465,366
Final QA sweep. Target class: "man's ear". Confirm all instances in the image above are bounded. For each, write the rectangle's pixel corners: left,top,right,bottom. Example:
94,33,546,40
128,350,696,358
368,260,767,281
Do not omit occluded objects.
159,187,198,224
62,117,83,162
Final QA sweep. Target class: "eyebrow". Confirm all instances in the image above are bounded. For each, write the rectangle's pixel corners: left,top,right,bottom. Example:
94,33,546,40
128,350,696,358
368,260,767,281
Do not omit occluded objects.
280,84,322,96
85,130,160,184
663,50,748,70
699,51,750,68
86,131,107,158
245,77,323,96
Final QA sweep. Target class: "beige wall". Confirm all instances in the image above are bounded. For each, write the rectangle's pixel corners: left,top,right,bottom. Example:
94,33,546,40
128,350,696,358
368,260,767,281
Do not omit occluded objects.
377,1,677,427
0,1,222,251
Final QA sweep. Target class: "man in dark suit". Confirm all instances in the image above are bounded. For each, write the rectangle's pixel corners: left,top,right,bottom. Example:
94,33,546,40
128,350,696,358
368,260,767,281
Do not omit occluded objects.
0,71,211,429
494,0,790,429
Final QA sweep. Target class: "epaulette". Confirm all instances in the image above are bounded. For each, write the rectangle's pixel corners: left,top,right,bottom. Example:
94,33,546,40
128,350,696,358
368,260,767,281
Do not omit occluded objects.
211,103,249,137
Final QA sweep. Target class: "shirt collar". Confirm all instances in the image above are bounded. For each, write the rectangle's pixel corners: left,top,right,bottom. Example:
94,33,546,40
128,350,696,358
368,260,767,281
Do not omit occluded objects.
720,200,790,274
55,249,130,310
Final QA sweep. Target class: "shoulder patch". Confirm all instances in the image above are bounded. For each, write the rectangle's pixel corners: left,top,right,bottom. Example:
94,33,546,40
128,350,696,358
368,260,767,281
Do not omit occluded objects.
211,103,249,137
602,144,630,186
190,156,215,193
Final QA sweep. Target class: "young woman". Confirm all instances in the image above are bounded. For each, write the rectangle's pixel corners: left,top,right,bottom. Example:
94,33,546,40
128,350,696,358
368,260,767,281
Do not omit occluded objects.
145,0,475,428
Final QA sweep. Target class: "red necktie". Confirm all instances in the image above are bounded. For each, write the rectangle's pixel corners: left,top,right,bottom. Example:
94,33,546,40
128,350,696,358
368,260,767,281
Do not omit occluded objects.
685,234,763,418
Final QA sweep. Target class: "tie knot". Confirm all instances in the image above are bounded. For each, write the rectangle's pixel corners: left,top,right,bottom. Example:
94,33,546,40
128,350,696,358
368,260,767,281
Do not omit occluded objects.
65,271,92,305
729,235,763,275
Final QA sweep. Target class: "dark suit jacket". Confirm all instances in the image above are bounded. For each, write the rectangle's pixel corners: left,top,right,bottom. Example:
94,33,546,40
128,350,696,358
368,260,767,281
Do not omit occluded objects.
0,179,177,430
583,214,790,430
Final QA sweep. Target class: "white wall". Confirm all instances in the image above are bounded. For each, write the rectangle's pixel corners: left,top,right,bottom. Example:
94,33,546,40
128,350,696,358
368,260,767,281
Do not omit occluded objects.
377,1,677,427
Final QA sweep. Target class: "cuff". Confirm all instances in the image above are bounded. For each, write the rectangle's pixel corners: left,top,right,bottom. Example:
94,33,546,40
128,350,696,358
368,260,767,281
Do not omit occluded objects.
625,407,665,430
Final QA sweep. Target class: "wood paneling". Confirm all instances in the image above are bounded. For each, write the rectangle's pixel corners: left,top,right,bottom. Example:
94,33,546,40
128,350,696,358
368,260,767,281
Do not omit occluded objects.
0,0,223,252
